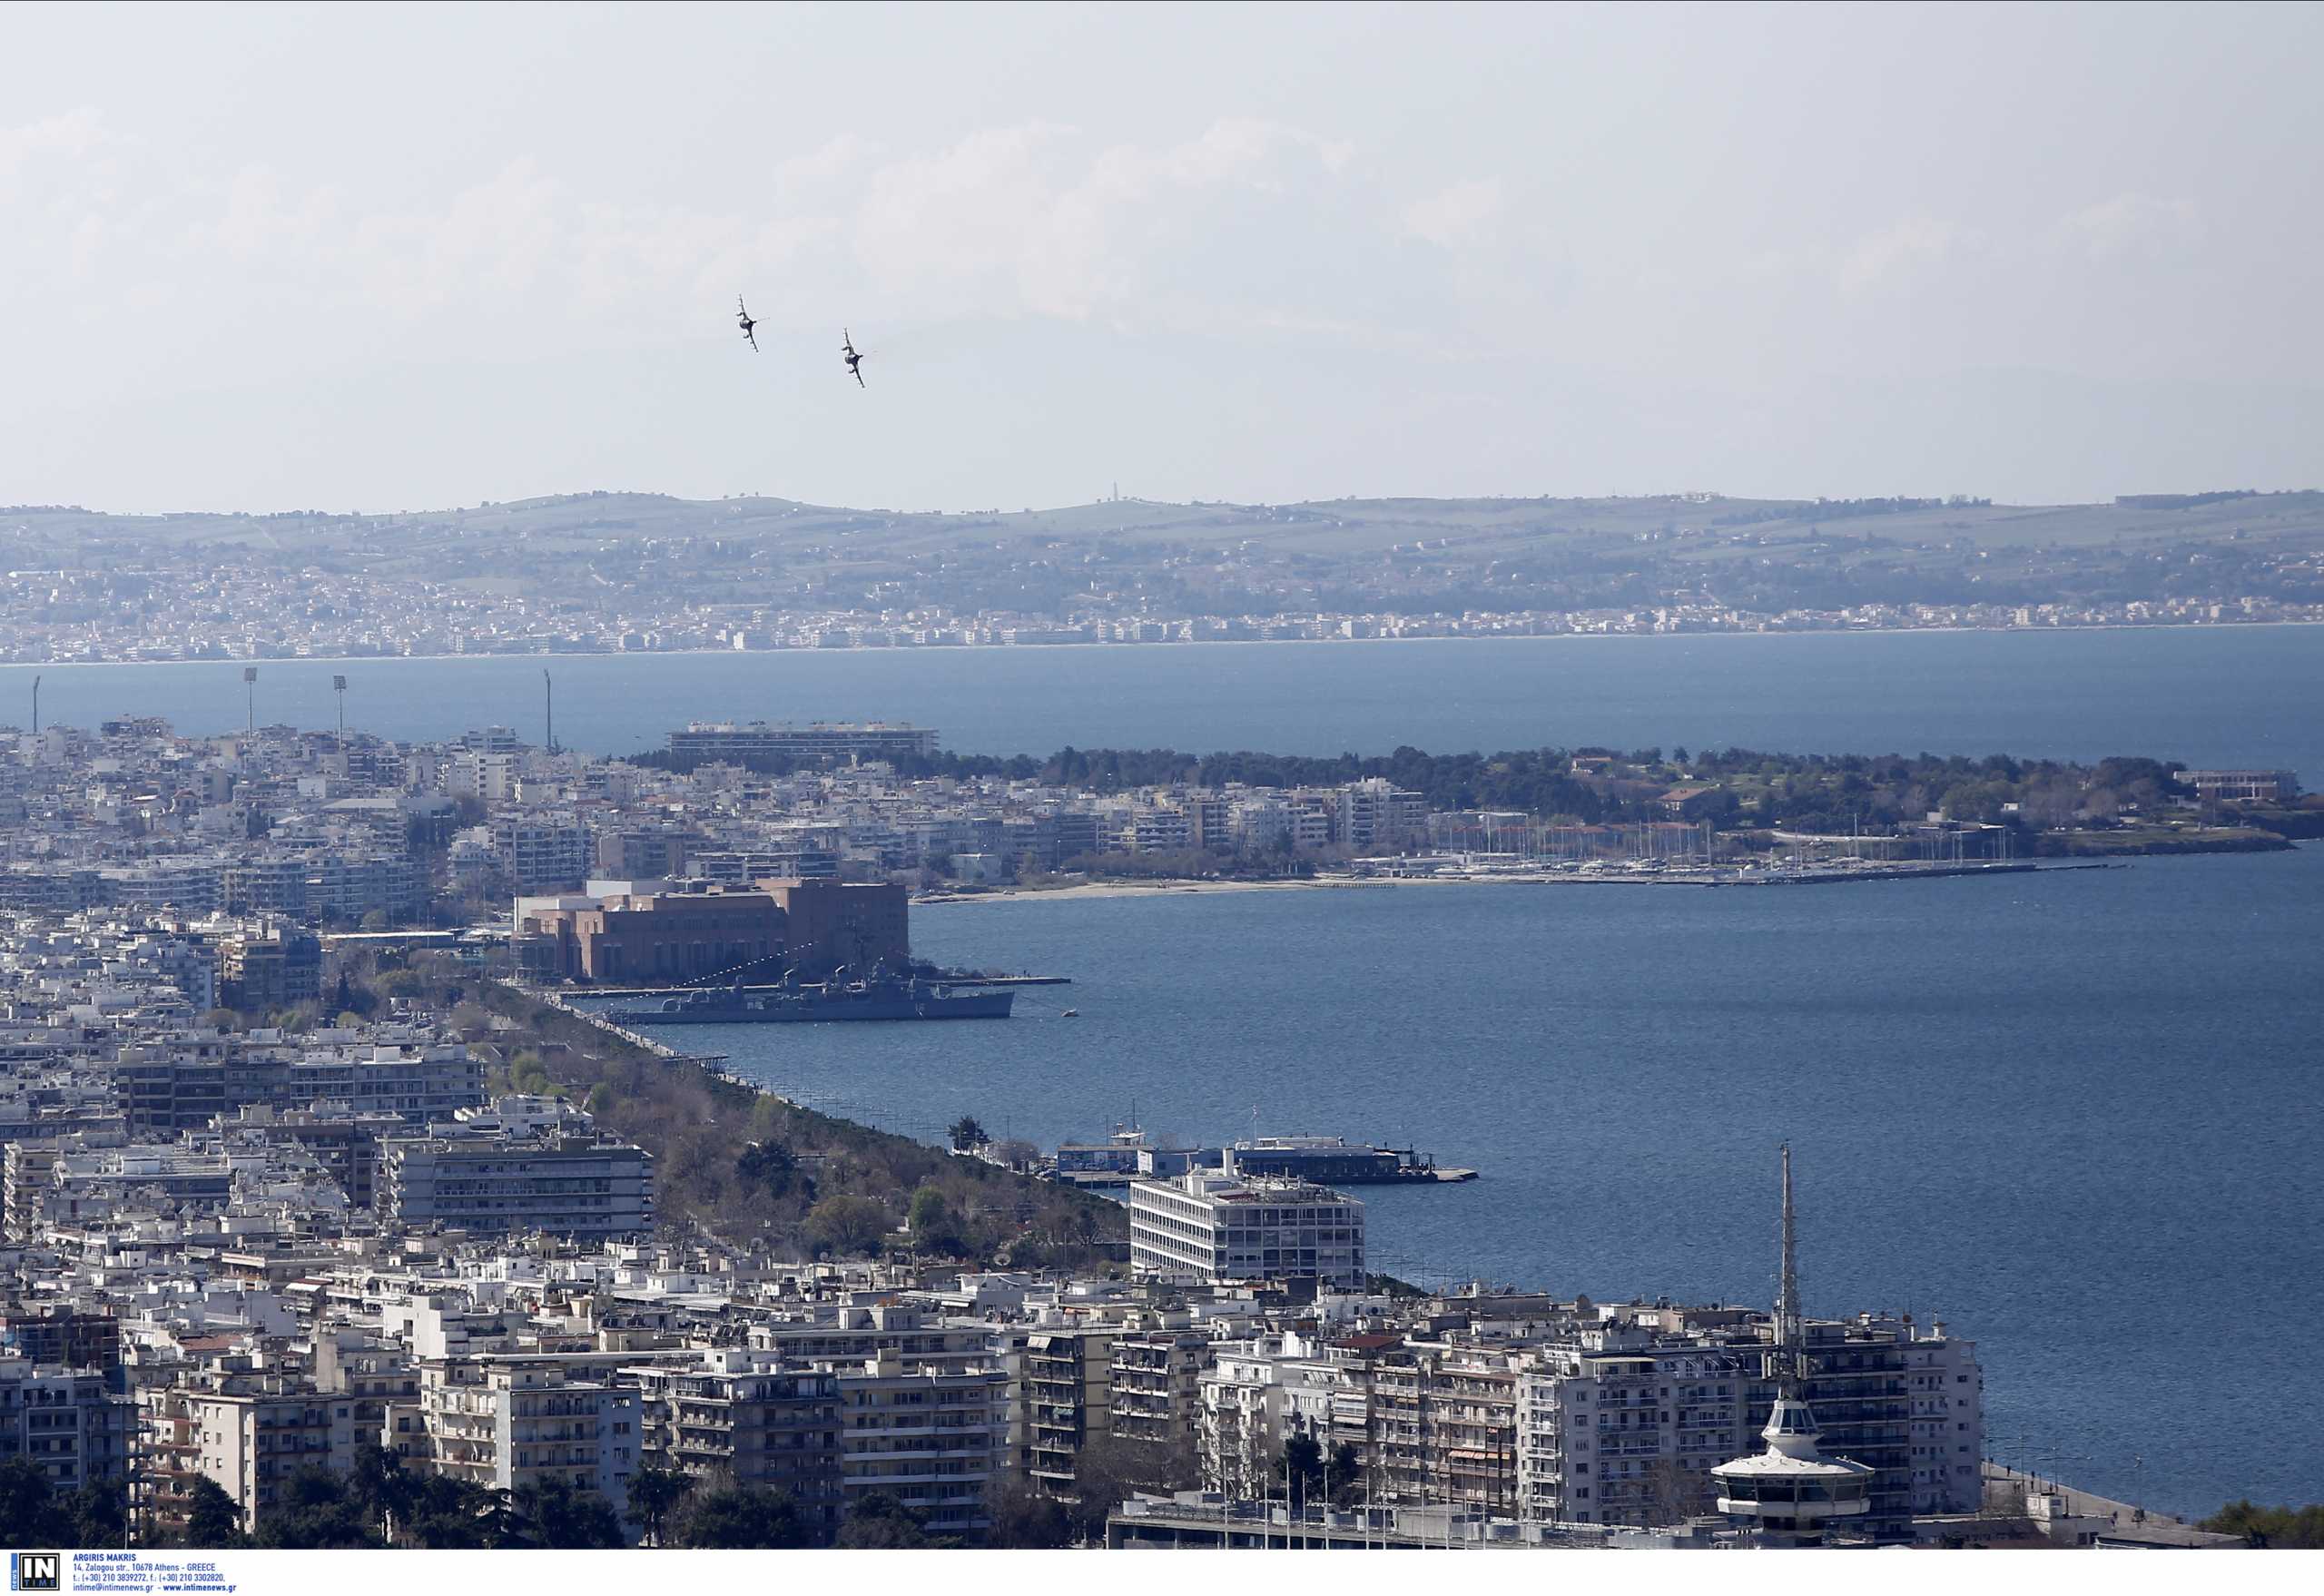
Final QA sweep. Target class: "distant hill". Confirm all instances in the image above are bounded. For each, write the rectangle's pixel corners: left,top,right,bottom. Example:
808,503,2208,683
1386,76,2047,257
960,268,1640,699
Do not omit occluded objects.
6,487,2321,626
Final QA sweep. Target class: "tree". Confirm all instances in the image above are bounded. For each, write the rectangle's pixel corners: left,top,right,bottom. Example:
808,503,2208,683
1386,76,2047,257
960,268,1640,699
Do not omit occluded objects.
2200,1500,2324,1548
1277,1433,1324,1504
251,1466,373,1548
1068,1434,1193,1542
61,1479,128,1547
805,1194,890,1257
948,1116,990,1151
671,1483,817,1549
980,1482,1073,1549
398,1473,499,1549
736,1139,801,1200
906,1185,960,1253
182,1477,250,1548
0,1459,101,1548
626,1467,692,1547
836,1491,940,1549
506,1476,625,1548
1642,1456,1712,1525
339,1443,428,1544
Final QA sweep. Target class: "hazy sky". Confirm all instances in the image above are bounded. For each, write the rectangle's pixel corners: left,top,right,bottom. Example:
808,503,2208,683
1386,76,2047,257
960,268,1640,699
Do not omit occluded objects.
5,1,2319,513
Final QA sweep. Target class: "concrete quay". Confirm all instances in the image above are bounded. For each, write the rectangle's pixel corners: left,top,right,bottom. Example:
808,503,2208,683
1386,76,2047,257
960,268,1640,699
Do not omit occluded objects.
1979,1461,2241,1548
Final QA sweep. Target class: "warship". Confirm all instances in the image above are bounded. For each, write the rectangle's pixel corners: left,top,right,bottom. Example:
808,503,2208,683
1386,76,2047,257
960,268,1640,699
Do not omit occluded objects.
608,966,1013,1024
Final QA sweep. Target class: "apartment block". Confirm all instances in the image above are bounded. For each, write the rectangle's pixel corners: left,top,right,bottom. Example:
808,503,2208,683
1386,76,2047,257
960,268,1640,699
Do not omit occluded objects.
1128,1168,1366,1290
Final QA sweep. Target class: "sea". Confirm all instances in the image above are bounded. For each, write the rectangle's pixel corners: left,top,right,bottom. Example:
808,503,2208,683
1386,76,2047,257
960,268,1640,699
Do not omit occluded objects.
692,854,2324,1520
16,627,2321,1514
6,624,2323,777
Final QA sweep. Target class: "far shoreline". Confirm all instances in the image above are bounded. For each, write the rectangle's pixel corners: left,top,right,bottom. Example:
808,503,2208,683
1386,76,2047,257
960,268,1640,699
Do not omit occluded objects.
911,852,2292,908
3,615,2319,682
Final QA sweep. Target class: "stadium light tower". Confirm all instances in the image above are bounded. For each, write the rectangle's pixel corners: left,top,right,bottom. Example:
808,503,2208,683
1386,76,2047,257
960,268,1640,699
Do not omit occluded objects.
333,674,348,741
242,666,258,731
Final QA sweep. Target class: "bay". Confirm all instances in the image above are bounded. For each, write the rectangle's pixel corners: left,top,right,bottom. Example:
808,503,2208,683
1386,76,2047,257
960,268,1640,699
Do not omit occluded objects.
5,625,2322,777
22,626,2319,1514
692,851,2324,1519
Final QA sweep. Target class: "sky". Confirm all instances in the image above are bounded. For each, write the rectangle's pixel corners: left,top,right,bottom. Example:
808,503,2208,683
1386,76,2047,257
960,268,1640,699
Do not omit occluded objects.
3,0,2319,514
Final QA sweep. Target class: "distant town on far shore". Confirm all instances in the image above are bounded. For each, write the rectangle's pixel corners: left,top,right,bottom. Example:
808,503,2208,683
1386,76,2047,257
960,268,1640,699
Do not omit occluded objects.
5,488,2321,665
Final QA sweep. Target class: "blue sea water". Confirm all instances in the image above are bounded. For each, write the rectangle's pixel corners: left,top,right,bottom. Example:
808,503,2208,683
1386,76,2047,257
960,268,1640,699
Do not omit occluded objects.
696,852,2324,1519
6,624,2323,778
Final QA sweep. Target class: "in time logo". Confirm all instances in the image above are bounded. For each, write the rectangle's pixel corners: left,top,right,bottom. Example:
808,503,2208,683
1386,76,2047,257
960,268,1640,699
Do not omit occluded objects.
9,1553,60,1592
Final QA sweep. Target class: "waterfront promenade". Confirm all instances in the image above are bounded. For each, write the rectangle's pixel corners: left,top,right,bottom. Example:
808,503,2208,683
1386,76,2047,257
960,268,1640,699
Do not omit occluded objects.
1981,1462,2239,1548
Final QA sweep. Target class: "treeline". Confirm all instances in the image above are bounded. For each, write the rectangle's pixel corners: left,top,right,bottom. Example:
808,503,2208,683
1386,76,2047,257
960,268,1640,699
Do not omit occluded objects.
2201,1499,2324,1548
991,745,2206,834
619,741,2294,838
445,965,1124,1269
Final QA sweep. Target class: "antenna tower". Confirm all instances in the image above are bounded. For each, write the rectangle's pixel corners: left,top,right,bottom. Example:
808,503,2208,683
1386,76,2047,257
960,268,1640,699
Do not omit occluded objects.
1775,1142,1803,1394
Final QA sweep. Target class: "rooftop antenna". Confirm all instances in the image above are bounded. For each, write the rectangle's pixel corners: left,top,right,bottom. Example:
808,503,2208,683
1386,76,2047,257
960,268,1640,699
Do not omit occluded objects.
241,665,258,732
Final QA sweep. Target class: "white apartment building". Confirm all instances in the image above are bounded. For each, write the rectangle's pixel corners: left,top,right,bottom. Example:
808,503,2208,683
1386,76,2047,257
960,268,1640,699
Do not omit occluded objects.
390,1355,640,1517
836,1348,1011,1534
139,1379,351,1534
1128,1167,1366,1290
1336,778,1426,853
1513,1317,1984,1535
1195,1331,1364,1500
491,813,591,892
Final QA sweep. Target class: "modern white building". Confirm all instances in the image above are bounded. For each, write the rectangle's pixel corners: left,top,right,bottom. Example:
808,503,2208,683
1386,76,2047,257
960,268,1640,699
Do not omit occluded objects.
1128,1167,1366,1290
391,1354,640,1518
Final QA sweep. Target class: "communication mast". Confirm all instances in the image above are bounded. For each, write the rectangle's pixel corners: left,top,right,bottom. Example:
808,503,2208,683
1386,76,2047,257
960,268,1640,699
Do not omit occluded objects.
1775,1141,1802,1391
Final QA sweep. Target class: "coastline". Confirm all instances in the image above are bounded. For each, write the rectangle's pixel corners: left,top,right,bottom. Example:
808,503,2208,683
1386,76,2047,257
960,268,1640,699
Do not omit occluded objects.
4,616,2322,676
918,878,1383,905
911,859,2186,906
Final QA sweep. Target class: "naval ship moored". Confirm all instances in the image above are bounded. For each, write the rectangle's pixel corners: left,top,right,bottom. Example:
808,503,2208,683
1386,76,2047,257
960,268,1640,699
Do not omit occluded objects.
607,965,1014,1024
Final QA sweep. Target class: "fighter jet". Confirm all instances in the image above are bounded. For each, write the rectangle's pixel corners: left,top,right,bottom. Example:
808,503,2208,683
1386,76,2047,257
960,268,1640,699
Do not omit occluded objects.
842,329,865,388
736,297,759,352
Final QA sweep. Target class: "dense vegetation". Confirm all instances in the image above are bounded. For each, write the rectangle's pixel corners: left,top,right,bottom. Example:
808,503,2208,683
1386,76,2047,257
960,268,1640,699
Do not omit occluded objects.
0,1458,126,1547
337,956,1127,1269
899,744,2309,842
2200,1500,2324,1548
635,744,2312,863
